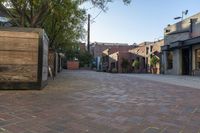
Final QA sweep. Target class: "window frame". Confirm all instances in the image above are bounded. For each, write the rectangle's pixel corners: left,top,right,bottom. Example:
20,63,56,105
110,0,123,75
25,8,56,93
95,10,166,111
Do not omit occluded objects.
167,51,173,70
195,49,200,70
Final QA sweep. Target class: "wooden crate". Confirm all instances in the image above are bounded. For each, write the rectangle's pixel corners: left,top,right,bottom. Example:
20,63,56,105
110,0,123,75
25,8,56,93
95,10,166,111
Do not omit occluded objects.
0,27,49,89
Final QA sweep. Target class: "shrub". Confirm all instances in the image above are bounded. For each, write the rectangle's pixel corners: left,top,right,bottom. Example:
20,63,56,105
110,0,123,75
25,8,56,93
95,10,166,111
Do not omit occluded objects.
150,55,159,67
132,60,140,70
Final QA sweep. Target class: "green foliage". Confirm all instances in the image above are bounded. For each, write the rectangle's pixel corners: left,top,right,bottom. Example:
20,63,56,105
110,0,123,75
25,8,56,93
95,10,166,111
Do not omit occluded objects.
0,0,131,52
0,0,86,50
78,52,93,67
150,55,159,67
121,58,130,73
132,60,140,70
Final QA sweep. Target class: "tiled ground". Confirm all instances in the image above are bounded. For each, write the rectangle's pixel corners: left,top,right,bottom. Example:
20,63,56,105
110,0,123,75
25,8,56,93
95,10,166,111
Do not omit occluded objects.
0,70,200,133
121,73,200,89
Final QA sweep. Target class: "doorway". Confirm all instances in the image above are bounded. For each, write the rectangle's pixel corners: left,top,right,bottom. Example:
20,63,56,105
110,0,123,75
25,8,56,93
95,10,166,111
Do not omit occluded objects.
182,48,190,75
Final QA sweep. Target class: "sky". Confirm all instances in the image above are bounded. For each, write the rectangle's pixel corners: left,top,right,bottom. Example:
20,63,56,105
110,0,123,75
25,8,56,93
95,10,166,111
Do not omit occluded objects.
82,0,200,44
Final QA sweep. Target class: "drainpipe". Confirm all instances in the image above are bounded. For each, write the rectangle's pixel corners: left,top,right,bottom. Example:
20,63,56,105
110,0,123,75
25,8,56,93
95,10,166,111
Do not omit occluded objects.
190,19,193,38
189,19,193,75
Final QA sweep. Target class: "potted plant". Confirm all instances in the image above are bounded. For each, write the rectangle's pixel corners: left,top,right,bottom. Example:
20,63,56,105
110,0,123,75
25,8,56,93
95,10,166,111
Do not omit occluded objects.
150,55,159,74
132,60,140,73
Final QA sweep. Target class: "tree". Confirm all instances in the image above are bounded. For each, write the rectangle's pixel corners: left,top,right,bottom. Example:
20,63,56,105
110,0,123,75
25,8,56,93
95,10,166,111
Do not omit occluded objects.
42,0,86,49
0,0,51,27
0,0,86,50
81,0,131,10
78,51,93,67
0,0,131,50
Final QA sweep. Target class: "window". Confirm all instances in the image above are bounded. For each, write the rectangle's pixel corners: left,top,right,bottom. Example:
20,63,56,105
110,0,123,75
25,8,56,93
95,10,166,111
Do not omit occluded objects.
150,46,153,52
195,49,200,70
146,47,149,55
167,51,173,69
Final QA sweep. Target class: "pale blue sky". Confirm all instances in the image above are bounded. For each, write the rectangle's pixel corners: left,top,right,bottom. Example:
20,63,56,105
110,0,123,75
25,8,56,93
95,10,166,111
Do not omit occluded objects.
82,0,200,44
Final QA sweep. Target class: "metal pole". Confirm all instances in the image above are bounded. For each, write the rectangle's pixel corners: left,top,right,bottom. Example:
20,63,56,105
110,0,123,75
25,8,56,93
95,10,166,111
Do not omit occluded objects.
87,14,90,52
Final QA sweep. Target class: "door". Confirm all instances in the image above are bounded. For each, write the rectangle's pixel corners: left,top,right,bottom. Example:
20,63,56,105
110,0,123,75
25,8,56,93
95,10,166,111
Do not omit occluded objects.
182,48,190,75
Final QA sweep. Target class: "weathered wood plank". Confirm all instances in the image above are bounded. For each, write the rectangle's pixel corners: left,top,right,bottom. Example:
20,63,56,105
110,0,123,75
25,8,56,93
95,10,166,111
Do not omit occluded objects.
0,37,38,51
0,65,37,82
0,27,49,89
0,31,39,39
0,51,38,65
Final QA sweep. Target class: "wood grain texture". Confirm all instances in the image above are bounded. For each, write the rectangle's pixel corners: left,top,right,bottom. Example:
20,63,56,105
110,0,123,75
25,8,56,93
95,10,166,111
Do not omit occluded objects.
0,37,38,51
0,51,38,65
0,65,37,82
0,27,49,89
0,31,39,39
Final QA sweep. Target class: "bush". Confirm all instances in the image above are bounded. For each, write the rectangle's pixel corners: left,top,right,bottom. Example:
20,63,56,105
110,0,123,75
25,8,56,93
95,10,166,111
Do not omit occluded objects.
78,52,93,67
111,68,118,73
132,60,140,70
150,55,159,67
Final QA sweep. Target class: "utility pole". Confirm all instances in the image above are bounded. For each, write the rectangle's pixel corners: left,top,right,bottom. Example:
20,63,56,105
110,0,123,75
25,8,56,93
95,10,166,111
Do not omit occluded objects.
87,14,90,52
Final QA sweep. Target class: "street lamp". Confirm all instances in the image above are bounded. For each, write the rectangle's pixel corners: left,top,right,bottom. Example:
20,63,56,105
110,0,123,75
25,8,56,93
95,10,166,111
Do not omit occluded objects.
174,10,188,21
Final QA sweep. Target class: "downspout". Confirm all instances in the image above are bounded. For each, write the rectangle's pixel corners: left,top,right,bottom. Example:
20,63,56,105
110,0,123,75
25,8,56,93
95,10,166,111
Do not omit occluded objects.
190,19,193,38
189,19,193,75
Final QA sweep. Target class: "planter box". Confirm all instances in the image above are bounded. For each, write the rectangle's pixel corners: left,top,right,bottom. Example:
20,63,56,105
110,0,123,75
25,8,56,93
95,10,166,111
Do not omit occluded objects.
0,27,49,90
67,61,79,70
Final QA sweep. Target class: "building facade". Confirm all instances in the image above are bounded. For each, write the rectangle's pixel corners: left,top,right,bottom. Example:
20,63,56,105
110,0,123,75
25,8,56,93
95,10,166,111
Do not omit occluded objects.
101,45,135,72
128,41,164,74
129,42,151,73
108,51,132,73
90,42,135,71
161,12,200,75
147,40,164,74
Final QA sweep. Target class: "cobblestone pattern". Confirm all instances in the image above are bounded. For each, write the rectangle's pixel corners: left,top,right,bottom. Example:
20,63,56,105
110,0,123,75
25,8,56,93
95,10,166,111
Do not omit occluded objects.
0,70,200,133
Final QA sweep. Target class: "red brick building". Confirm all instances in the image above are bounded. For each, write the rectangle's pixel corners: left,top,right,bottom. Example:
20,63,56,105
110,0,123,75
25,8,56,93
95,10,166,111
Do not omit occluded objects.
90,42,136,71
101,44,135,72
129,42,152,73
129,40,164,74
108,51,132,73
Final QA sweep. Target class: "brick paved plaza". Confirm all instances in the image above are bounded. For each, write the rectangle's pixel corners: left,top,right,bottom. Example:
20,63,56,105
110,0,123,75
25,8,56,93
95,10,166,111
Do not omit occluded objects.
0,70,200,133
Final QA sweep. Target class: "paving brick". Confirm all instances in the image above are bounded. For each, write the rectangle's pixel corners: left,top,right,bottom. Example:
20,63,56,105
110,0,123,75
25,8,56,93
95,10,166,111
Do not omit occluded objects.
0,70,200,132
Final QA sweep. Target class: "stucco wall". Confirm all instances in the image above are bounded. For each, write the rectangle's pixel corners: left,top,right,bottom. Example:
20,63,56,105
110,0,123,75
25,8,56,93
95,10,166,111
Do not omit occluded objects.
164,13,200,46
163,49,181,75
163,12,200,75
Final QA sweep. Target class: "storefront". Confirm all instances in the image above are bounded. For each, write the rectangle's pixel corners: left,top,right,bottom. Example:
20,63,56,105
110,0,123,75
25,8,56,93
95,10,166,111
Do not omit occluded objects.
162,37,200,76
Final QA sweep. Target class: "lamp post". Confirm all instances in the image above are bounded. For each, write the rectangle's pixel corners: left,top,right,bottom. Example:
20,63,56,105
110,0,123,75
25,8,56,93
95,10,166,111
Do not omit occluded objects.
174,10,188,21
